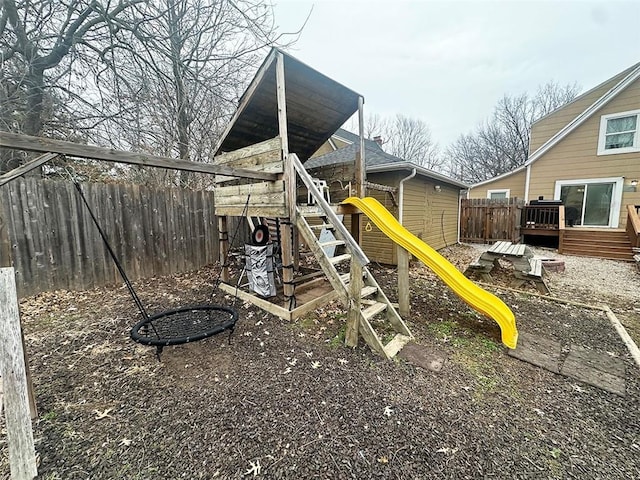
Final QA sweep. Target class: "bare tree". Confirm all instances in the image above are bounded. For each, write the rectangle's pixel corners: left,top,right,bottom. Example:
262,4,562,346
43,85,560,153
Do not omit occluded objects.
346,112,442,170
446,81,581,183
1,0,303,180
0,0,144,137
0,0,148,173
84,0,302,187
386,114,442,170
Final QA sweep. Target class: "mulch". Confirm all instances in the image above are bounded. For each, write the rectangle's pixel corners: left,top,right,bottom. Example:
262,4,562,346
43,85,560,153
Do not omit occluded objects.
1,247,639,479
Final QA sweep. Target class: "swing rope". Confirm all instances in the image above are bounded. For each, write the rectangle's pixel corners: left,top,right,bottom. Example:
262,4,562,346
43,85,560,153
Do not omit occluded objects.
72,180,150,322
69,174,238,360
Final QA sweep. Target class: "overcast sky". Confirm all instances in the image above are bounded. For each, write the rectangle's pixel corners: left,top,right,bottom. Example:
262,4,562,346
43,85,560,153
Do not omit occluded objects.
272,0,640,147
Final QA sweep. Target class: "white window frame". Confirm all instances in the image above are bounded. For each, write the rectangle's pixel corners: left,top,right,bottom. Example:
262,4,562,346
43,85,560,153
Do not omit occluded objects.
597,109,640,155
487,188,510,199
553,177,623,228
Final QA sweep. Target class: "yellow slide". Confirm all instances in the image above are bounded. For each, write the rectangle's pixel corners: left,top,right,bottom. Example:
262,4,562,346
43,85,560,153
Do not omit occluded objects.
342,197,518,349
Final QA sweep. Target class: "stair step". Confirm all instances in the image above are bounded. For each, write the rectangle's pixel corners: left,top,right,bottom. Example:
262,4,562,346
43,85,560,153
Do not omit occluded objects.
310,223,334,230
329,253,351,264
298,206,326,217
562,243,632,251
563,240,632,247
561,248,634,260
319,239,345,248
563,233,630,240
383,334,412,358
360,285,378,298
362,302,387,320
339,273,350,284
561,242,632,251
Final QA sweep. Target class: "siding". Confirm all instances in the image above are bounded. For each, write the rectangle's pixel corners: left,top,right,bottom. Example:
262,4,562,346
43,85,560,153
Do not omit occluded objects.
423,182,460,250
528,76,640,227
311,141,335,157
360,173,462,265
468,169,527,200
310,136,351,158
529,65,639,153
301,166,463,265
360,172,400,265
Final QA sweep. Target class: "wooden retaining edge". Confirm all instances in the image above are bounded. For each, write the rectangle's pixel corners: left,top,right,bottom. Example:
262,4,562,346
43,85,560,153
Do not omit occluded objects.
475,281,640,369
603,306,640,369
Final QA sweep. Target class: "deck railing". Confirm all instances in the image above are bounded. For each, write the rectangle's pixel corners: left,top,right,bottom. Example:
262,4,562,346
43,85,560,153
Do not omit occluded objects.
626,204,640,248
522,204,564,231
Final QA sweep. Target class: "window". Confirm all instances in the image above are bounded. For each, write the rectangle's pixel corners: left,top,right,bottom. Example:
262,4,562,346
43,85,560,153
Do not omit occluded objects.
598,110,640,155
487,189,509,199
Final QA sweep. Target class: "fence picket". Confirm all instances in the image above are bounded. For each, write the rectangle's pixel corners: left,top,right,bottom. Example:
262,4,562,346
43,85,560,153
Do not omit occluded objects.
0,178,220,298
460,197,523,244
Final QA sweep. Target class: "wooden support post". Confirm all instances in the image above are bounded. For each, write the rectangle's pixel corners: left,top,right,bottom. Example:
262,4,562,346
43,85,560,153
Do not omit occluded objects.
351,96,366,243
345,261,363,347
356,96,366,198
276,51,295,308
397,245,410,316
0,268,38,480
218,216,230,282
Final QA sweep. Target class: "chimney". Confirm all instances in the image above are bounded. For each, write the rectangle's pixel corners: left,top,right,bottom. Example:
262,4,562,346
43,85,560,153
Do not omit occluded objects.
373,135,383,147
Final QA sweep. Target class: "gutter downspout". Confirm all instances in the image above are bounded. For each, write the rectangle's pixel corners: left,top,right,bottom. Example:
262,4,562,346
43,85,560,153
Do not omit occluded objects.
524,164,532,204
398,168,417,225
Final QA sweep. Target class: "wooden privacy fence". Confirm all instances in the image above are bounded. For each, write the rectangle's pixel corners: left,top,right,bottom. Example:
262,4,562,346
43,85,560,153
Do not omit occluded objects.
460,197,523,244
0,178,224,298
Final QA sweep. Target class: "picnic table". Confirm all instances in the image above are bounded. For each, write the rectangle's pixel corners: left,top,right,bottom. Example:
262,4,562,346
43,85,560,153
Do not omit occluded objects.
465,241,550,294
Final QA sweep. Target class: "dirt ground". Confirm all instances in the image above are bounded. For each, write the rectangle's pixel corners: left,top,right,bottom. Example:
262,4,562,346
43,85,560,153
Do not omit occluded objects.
2,244,639,479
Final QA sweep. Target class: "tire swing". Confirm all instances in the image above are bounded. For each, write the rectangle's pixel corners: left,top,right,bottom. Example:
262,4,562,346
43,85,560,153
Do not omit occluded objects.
72,181,238,360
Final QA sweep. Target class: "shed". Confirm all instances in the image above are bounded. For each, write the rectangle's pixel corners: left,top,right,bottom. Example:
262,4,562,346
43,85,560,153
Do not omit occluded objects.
306,136,468,264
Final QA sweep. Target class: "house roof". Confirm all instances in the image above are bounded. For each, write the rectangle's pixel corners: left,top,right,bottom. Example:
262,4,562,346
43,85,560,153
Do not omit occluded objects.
471,61,640,189
470,166,526,188
330,128,384,151
524,61,640,166
368,162,468,189
306,141,468,189
305,141,403,169
214,48,362,161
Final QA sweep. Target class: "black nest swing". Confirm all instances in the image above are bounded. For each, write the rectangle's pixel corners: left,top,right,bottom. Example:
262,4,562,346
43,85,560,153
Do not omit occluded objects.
73,181,238,359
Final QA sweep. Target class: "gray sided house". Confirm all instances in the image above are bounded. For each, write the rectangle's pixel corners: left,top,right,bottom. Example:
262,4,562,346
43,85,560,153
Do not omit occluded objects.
306,129,467,265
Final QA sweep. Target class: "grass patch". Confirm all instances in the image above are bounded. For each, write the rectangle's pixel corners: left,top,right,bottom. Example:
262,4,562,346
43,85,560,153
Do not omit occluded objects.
428,319,458,339
328,323,347,348
42,410,57,422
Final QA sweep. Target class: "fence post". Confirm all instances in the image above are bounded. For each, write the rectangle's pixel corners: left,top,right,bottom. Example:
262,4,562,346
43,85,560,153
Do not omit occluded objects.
0,267,38,480
484,205,490,243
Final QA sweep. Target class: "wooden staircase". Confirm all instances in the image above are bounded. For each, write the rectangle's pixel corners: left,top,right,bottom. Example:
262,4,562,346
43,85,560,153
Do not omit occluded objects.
289,153,412,359
560,229,634,261
296,207,413,358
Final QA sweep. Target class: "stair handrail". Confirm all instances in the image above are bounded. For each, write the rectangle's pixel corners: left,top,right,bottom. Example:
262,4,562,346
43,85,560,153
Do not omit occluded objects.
290,153,369,267
626,204,640,248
